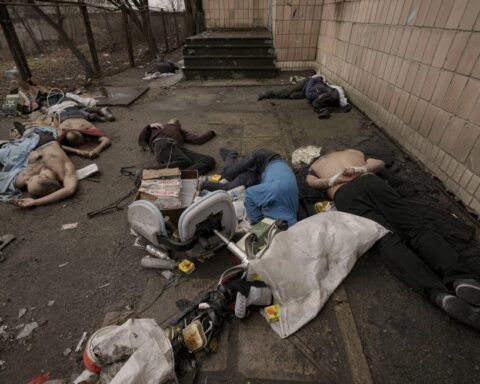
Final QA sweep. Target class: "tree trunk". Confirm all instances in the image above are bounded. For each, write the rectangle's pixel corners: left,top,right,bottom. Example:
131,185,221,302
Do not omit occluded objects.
78,1,101,77
28,0,94,79
12,8,43,55
0,5,31,80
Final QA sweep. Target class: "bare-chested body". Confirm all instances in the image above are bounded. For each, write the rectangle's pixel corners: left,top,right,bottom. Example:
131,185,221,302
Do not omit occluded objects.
307,149,385,198
14,141,78,208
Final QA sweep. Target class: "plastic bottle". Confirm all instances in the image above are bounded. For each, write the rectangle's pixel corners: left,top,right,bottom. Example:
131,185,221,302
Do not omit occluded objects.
145,244,171,260
141,256,177,270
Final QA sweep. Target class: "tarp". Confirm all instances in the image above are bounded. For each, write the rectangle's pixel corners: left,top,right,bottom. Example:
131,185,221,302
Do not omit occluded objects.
249,211,388,338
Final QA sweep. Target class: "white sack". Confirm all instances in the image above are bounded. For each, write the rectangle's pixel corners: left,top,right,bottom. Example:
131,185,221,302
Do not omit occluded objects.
92,318,177,384
249,211,388,338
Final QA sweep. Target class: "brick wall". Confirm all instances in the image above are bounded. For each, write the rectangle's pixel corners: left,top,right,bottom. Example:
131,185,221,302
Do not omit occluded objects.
203,0,270,29
315,0,480,214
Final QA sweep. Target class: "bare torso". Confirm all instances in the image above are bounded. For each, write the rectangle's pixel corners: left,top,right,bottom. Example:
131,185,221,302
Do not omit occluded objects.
15,142,72,188
310,149,367,198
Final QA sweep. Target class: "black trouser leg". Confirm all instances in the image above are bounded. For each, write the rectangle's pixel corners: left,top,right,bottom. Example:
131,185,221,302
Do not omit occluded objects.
260,80,307,99
334,175,472,296
153,140,191,170
181,147,215,175
222,149,279,187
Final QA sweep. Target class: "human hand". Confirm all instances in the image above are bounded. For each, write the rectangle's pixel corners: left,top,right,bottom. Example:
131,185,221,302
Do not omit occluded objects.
14,198,37,208
343,167,360,177
150,123,164,129
87,150,100,159
336,174,359,184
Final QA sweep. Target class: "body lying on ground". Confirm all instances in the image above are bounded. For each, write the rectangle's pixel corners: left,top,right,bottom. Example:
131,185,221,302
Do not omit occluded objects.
201,148,299,227
56,118,111,159
0,127,78,208
138,118,216,175
306,147,480,330
257,75,352,118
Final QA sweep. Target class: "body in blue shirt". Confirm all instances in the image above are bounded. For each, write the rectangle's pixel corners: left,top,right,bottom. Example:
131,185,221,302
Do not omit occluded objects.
244,159,299,227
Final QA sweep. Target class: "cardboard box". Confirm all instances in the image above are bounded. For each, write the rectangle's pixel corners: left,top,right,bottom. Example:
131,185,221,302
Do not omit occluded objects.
135,168,198,226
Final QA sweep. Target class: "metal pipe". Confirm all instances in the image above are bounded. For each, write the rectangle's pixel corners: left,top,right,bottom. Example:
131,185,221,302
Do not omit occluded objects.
213,229,249,265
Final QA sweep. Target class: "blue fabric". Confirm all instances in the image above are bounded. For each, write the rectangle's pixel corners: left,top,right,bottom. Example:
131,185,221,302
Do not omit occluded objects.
244,160,299,227
0,127,56,202
303,77,331,102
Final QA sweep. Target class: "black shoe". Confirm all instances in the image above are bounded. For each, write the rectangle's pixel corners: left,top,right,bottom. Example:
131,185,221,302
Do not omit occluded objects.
454,279,480,306
317,108,331,119
219,148,236,161
201,181,228,191
435,293,480,330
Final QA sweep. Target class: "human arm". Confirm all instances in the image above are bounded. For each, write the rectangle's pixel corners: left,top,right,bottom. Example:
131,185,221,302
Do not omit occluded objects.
244,185,275,224
306,173,358,190
15,162,78,207
181,127,216,145
343,158,385,176
85,136,111,159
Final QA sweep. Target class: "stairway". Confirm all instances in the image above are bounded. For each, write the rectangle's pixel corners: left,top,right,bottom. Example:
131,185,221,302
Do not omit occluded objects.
182,30,278,79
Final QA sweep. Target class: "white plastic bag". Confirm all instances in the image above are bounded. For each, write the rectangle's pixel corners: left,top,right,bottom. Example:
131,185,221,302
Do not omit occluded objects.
250,211,388,338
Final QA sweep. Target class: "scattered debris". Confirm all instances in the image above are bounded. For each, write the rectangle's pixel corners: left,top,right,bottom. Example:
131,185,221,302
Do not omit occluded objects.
98,283,111,289
16,322,39,340
47,300,55,307
61,223,78,230
75,331,87,353
58,263,69,268
76,164,99,180
161,270,174,280
0,234,15,251
133,236,146,249
62,348,72,357
18,307,27,318
142,72,174,80
27,371,50,384
178,259,195,274
140,255,177,270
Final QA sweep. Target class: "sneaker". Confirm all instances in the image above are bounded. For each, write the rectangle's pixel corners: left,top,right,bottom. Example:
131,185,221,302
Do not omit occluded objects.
100,107,115,122
201,181,228,191
454,279,480,306
435,293,480,330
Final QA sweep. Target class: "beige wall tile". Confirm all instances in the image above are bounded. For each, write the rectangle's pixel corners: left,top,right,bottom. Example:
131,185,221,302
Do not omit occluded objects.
451,122,480,162
445,0,469,29
421,29,442,65
435,0,456,28
441,73,468,112
459,0,480,30
457,33,480,75
420,67,441,101
411,64,429,96
418,104,438,137
444,32,470,71
456,78,480,119
432,30,455,68
439,116,466,154
429,110,452,144
467,139,480,170
431,70,454,106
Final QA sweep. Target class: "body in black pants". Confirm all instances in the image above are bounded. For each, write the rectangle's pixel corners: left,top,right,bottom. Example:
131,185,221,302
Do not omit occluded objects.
202,148,280,191
334,174,472,298
152,139,215,175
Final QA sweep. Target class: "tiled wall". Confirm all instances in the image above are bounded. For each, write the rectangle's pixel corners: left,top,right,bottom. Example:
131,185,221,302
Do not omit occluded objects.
315,0,480,214
272,0,322,65
203,0,270,29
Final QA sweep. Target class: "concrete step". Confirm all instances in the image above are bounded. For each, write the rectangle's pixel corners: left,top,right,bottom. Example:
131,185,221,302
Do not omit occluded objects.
182,66,278,79
183,55,276,68
183,45,275,56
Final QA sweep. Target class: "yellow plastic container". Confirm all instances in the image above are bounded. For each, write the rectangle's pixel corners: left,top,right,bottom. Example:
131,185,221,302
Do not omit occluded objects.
264,304,280,323
179,259,195,274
